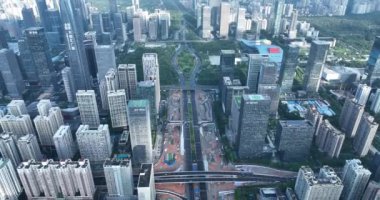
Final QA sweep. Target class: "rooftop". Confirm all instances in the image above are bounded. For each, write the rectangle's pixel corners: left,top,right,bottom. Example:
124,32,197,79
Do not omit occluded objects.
128,99,149,108
243,94,270,101
279,120,312,128
138,163,153,188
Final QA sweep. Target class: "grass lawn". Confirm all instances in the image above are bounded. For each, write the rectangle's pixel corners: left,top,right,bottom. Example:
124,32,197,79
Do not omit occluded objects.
301,12,380,61
116,44,178,85
178,51,195,79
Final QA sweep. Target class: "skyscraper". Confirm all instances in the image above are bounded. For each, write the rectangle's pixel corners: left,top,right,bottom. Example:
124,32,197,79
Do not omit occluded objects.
294,166,343,200
237,94,271,158
91,12,104,40
76,90,100,128
220,50,235,76
137,163,156,200
109,0,118,13
108,90,128,128
341,159,371,200
0,115,35,138
362,181,380,200
113,13,127,44
60,0,92,90
7,100,28,117
143,53,160,104
0,49,25,98
133,15,142,42
95,44,116,81
0,133,21,168
76,124,112,161
316,120,345,158
36,0,49,30
22,7,37,28
258,62,280,114
219,2,230,38
272,0,285,36
367,36,380,83
100,68,119,110
236,8,246,38
17,159,96,199
17,134,43,161
221,77,248,115
61,67,76,102
371,89,380,113
24,27,53,87
354,84,371,106
137,80,158,129
201,5,212,39
104,159,134,199
128,100,153,164
280,44,300,93
275,120,314,161
303,41,330,93
53,125,77,160
247,54,265,93
0,158,22,200
354,113,379,157
159,11,170,40
339,98,365,138
148,15,158,40
18,39,39,84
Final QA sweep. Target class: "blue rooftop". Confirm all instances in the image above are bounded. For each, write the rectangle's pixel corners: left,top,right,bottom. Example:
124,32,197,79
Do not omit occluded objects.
240,39,284,64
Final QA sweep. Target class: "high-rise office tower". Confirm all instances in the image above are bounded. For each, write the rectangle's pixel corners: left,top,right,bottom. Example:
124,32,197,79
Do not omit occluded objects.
22,7,37,28
316,120,345,158
133,15,142,42
104,159,134,199
220,50,235,76
18,159,96,199
354,113,379,157
53,125,77,160
61,67,76,102
137,80,158,130
272,0,285,36
102,13,114,34
219,2,230,38
288,9,298,39
303,41,330,93
159,12,170,40
132,0,140,9
0,158,22,200
76,90,100,128
305,107,324,135
148,15,158,40
280,44,299,93
95,44,116,81
236,8,246,38
24,27,53,87
128,100,153,164
339,98,365,138
0,115,35,138
0,49,25,98
237,94,271,158
258,62,280,114
76,124,112,161
221,77,248,115
18,39,39,84
113,13,127,44
247,54,265,93
36,0,49,30
371,89,380,113
108,90,128,128
34,101,64,146
17,134,43,161
60,0,92,90
143,53,160,104
275,120,313,161
84,34,98,79
47,9,64,41
118,64,130,98
294,166,343,200
100,68,118,110
354,84,371,106
362,181,380,200
7,100,28,117
91,12,104,39
0,133,21,167
137,163,156,200
367,36,380,83
201,5,212,39
341,159,371,200
109,0,118,13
